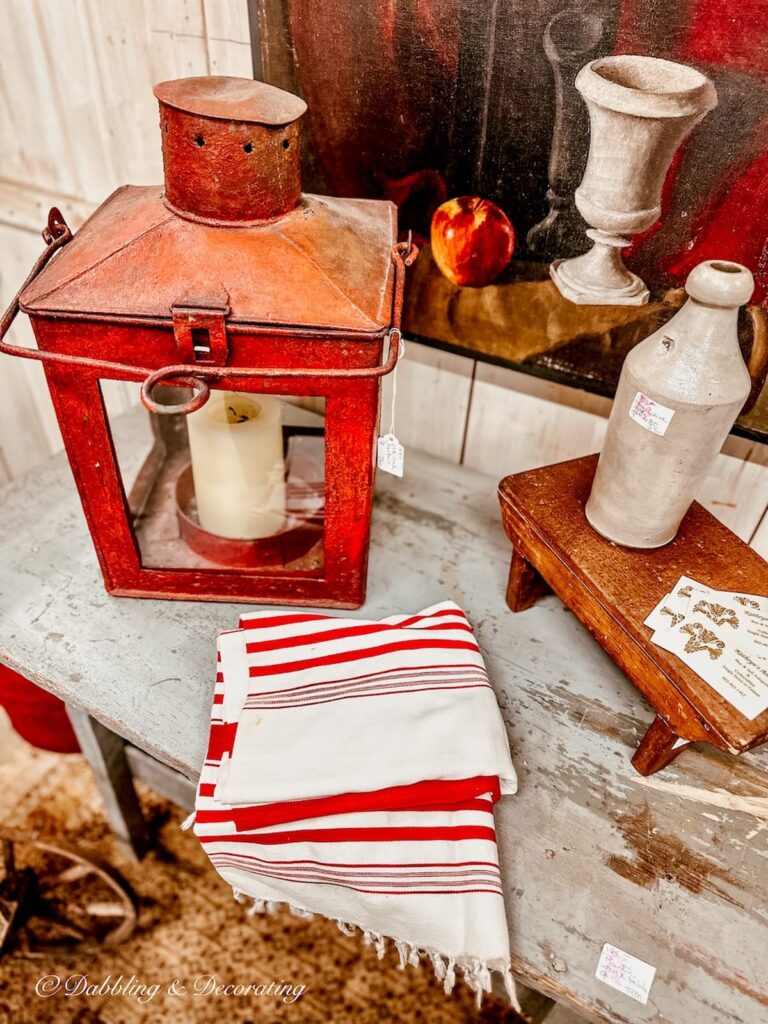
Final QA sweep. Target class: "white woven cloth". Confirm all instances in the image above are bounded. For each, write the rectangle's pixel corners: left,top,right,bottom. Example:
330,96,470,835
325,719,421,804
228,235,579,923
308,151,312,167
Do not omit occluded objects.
191,602,518,1006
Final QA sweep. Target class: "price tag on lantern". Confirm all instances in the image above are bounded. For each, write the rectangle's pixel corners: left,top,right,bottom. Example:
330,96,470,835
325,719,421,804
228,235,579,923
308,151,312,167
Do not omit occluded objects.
377,433,405,477
377,331,406,477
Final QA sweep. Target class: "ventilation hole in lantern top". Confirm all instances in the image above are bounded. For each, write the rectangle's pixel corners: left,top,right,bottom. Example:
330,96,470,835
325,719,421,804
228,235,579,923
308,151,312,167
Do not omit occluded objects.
243,141,253,153
195,135,205,147
282,139,290,149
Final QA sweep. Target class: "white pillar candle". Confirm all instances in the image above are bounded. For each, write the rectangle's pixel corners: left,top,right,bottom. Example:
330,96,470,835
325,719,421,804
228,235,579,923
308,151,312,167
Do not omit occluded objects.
187,390,286,539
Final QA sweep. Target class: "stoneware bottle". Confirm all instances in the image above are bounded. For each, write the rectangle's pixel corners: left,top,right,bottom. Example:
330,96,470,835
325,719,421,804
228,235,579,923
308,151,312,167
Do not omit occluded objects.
585,259,754,547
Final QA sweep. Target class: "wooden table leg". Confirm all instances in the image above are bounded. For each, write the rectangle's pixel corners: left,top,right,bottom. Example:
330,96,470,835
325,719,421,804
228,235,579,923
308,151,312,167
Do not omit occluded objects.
505,546,551,612
632,715,692,776
66,706,149,862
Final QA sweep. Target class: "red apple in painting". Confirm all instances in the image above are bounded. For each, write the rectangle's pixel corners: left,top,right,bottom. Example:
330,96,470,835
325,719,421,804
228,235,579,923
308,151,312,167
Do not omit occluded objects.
431,197,515,287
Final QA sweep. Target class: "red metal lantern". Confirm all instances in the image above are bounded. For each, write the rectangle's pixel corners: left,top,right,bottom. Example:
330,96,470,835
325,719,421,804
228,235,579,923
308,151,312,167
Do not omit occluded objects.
0,77,417,608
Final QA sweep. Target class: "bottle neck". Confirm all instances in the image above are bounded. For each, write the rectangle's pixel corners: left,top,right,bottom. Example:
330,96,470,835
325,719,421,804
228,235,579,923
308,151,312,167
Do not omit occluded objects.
666,296,741,354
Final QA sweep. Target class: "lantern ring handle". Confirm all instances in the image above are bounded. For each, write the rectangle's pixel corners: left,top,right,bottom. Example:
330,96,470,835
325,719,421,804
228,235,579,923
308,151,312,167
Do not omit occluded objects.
140,372,210,416
1,221,418,419
138,327,404,417
137,239,419,417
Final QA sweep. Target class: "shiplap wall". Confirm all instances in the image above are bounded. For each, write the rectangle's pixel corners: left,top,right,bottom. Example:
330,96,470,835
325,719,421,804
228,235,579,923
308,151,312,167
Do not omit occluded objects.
1,0,767,556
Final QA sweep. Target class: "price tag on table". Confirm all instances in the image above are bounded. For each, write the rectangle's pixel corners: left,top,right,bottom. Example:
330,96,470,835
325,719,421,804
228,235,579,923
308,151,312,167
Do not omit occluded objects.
596,942,656,1004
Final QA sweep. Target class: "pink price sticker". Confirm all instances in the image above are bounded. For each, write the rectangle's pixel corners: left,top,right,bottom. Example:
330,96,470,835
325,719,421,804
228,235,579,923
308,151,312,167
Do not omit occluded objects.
628,391,675,436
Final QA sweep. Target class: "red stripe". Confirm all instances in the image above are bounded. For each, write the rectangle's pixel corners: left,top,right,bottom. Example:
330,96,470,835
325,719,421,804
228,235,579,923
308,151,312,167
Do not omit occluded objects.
420,622,473,632
219,777,500,832
213,851,500,875
200,825,497,845
245,663,485,700
195,797,496,827
240,607,466,633
244,683,492,710
248,639,480,677
214,865,501,897
211,859,501,891
240,612,336,632
192,854,499,869
205,722,237,761
245,621,472,656
394,607,467,628
210,853,500,882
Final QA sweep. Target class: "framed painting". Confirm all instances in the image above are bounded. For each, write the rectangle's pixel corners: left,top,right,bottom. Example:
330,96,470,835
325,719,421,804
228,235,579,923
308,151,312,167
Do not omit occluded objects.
250,0,768,442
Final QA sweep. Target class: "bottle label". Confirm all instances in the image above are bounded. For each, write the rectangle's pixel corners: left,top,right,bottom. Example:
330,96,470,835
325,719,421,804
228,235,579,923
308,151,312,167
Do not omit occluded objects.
628,391,675,436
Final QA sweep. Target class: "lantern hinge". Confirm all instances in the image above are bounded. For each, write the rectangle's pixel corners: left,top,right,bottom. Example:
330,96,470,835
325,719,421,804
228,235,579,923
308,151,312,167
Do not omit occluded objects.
171,300,230,366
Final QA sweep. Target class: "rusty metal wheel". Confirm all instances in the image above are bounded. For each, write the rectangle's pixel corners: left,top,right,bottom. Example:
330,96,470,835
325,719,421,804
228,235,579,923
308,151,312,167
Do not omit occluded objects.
0,830,137,956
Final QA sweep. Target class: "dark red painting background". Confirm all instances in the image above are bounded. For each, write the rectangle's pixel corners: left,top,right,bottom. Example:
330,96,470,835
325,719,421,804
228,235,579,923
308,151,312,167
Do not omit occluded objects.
280,0,768,301
256,0,768,439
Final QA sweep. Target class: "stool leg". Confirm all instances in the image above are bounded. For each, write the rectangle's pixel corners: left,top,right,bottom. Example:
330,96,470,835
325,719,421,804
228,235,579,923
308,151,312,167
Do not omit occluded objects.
632,715,691,776
505,547,551,612
66,706,149,862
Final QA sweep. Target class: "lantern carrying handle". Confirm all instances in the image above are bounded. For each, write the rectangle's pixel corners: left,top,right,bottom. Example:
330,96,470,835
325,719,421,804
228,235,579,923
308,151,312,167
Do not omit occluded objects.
0,210,419,418
139,238,419,415
0,208,73,358
0,209,163,384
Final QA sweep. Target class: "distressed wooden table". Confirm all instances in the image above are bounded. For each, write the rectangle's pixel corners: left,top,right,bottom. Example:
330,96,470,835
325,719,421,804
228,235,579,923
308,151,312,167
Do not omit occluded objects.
1,411,766,1024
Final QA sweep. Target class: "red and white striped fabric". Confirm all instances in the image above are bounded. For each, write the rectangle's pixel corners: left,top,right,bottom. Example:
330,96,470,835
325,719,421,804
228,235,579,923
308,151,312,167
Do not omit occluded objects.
190,602,518,1006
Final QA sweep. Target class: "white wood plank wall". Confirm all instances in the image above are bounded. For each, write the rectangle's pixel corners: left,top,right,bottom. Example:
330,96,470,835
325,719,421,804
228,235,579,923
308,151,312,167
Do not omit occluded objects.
1,1,767,557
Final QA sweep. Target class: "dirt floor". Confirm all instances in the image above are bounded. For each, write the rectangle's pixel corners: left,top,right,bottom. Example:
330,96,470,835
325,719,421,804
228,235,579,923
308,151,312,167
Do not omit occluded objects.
0,718,524,1024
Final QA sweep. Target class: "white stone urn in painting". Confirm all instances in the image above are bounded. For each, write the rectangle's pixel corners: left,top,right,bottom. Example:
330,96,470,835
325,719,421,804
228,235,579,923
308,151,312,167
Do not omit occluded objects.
551,55,717,306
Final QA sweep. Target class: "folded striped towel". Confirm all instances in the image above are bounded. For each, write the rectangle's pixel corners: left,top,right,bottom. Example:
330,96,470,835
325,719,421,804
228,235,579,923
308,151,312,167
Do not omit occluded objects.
190,602,518,1006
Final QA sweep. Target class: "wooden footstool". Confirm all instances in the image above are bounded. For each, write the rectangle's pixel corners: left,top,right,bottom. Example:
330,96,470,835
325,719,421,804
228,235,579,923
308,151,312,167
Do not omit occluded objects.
498,454,768,776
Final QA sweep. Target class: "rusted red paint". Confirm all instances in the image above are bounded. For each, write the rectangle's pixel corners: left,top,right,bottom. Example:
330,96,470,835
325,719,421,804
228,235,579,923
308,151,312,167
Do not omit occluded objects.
0,77,417,608
155,77,306,224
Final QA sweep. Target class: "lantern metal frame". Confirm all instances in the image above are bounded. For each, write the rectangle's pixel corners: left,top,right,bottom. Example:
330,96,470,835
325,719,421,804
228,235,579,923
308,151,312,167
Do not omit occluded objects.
1,208,418,608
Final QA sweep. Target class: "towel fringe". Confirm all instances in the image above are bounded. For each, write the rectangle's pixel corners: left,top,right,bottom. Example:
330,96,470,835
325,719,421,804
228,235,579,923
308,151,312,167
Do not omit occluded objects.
501,965,522,1014
232,890,518,1009
289,903,314,920
180,811,196,831
394,939,408,970
443,957,456,995
429,950,446,980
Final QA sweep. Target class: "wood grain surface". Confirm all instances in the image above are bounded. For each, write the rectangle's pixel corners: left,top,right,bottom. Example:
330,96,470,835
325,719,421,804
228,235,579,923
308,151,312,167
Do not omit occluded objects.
499,455,768,757
0,409,767,1023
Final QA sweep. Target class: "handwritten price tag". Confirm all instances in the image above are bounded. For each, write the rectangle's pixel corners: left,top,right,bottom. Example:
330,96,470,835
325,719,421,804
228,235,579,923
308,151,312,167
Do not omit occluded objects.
628,391,675,436
596,943,656,1004
377,433,404,477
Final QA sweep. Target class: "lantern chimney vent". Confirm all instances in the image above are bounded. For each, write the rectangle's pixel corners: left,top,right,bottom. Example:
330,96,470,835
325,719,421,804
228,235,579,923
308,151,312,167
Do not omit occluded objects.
154,76,307,225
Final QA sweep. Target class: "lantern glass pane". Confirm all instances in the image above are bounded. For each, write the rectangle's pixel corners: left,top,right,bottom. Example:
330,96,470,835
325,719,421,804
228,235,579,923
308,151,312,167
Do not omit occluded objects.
103,381,326,574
